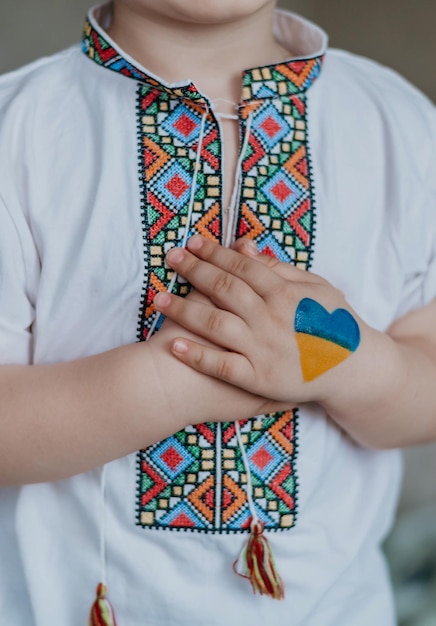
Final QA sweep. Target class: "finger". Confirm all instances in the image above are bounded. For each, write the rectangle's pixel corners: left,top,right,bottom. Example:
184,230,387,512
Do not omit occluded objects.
232,238,259,257
185,288,211,306
154,291,249,353
166,246,264,318
185,235,284,298
233,237,326,285
170,337,254,388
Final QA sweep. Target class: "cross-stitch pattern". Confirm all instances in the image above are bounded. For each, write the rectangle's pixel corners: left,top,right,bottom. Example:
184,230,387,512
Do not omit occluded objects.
82,18,323,533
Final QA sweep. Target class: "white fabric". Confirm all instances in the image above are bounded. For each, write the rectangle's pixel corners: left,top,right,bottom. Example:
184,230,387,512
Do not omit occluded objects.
0,7,435,626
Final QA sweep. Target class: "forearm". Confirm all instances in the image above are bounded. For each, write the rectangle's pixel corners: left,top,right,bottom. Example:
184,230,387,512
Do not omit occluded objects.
0,336,283,486
320,329,436,449
0,344,175,485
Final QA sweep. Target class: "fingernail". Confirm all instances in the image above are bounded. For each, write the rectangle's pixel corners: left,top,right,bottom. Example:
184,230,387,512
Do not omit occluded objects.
154,292,171,308
187,235,203,251
173,340,188,354
166,247,184,264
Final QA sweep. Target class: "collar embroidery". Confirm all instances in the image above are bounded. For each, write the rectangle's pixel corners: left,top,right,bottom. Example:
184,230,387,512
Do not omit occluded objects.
82,11,324,533
82,12,324,102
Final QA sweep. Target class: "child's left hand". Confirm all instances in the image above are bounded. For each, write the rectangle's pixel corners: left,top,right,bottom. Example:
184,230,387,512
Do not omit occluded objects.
154,235,372,406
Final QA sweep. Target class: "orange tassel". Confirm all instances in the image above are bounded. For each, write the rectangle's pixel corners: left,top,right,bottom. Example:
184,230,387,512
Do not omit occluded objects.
233,521,285,600
89,583,117,626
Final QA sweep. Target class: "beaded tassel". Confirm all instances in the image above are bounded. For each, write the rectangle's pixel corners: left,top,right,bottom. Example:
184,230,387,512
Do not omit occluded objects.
89,583,117,626
233,521,285,600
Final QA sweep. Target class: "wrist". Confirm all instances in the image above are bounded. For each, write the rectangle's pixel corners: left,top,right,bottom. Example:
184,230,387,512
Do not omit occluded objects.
317,326,407,447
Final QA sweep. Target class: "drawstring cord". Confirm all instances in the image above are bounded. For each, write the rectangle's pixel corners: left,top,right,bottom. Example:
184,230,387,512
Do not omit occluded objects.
214,107,285,599
227,109,285,600
223,109,253,248
235,420,258,526
89,464,118,625
232,420,285,600
99,465,108,587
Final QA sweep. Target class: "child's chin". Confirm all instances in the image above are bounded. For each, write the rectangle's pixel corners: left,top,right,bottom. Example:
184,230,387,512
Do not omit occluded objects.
151,0,274,25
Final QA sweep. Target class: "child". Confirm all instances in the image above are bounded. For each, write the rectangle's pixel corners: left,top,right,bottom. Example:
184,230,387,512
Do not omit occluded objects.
0,0,435,624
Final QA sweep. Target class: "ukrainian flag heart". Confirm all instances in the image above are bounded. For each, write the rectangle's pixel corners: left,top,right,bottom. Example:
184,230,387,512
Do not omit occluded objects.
294,298,360,382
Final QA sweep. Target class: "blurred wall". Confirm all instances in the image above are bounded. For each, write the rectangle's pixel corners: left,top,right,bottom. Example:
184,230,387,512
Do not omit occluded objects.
282,0,436,102
0,0,435,513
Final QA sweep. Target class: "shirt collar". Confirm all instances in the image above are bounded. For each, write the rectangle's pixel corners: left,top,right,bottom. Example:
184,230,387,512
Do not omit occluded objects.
82,2,327,103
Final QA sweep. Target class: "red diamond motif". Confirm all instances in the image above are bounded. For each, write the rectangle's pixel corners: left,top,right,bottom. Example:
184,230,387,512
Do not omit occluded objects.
271,179,293,203
160,446,184,471
166,174,189,199
261,115,282,139
251,447,273,470
173,113,198,137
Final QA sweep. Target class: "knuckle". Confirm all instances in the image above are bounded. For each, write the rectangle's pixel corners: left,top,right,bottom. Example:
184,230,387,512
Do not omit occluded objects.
228,255,248,276
206,310,223,334
193,348,206,369
185,256,200,276
216,357,232,380
212,272,234,295
269,280,293,300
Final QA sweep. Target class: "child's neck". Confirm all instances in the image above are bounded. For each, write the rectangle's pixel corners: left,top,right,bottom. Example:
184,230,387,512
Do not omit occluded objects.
107,3,290,107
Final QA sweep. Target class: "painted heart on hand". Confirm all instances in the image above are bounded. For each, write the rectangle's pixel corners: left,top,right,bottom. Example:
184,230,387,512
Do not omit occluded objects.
294,298,360,382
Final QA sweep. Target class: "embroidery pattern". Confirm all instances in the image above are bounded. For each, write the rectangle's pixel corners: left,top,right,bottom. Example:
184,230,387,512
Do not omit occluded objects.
135,87,221,339
241,58,323,101
82,17,322,533
237,93,315,267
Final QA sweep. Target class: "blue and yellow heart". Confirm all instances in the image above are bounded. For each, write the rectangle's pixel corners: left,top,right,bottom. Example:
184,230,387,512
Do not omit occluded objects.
294,298,360,382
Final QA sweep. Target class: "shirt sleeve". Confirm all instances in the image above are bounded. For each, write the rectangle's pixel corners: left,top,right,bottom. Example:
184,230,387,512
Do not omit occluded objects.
394,104,436,318
421,136,436,306
0,192,38,364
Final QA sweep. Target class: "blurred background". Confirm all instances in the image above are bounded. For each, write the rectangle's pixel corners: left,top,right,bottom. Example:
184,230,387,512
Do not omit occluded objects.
0,1,435,623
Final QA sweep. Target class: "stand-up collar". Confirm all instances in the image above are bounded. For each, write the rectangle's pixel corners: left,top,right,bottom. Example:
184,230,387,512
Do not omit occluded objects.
82,2,327,102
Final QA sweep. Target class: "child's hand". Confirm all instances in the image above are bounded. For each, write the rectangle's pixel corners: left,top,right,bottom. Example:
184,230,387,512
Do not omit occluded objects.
147,291,294,427
154,235,371,406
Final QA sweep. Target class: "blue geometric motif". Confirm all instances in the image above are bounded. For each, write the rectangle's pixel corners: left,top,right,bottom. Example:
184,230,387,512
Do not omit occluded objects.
151,161,194,212
262,169,305,215
252,103,291,149
247,435,284,481
150,436,195,480
161,103,205,145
